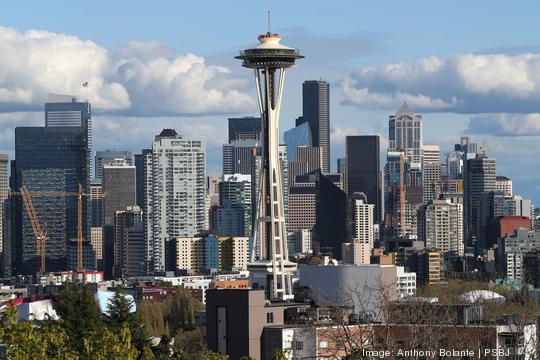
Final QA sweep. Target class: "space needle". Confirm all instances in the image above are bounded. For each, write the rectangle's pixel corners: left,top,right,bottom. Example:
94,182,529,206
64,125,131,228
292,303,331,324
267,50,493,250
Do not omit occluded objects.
236,20,303,300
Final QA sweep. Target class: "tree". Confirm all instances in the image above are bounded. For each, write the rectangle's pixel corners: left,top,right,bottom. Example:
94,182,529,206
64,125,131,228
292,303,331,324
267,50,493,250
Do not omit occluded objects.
137,299,169,337
164,288,196,333
82,324,141,360
51,283,103,353
105,286,154,358
0,306,77,360
105,286,135,330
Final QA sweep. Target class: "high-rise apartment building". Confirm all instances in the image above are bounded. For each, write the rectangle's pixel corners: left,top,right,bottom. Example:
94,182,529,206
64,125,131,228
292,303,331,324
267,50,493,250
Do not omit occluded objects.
351,195,374,246
463,153,496,250
418,199,464,256
14,125,90,273
346,135,380,223
497,229,540,281
422,145,441,204
145,129,205,272
496,176,513,196
216,174,252,237
300,80,330,173
389,103,422,165
95,150,133,180
176,236,249,273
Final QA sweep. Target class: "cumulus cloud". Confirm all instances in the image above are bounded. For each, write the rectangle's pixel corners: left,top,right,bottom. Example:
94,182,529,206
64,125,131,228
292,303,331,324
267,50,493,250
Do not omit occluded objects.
0,27,254,115
341,53,540,114
467,113,540,136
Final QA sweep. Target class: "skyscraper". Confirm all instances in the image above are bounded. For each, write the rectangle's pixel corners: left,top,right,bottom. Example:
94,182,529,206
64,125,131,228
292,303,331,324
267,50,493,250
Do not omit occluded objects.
216,174,252,237
14,126,90,273
0,154,7,274
288,146,322,186
228,117,261,142
463,153,496,250
102,160,137,226
351,194,375,246
114,206,145,278
145,129,206,272
95,150,133,180
102,159,137,278
222,140,260,175
284,121,312,162
422,145,441,204
346,135,381,223
418,199,464,256
45,94,92,182
300,80,330,173
389,103,423,165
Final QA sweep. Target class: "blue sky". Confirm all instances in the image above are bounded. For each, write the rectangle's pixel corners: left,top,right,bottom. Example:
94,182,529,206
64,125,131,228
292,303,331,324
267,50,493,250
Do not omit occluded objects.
0,0,540,203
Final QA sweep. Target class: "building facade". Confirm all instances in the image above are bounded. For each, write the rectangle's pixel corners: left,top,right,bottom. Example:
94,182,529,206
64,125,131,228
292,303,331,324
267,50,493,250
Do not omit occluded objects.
145,129,206,272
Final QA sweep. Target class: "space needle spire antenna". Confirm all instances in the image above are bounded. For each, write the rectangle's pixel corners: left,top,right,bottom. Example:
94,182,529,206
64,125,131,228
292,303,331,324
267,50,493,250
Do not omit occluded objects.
236,20,303,300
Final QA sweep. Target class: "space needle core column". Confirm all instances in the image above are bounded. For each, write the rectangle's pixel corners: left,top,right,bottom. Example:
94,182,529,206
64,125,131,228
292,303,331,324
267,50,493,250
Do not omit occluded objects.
236,32,303,300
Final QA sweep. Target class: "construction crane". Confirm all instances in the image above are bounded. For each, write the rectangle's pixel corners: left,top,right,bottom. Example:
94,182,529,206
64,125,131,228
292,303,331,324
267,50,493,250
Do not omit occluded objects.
11,185,105,272
19,185,48,273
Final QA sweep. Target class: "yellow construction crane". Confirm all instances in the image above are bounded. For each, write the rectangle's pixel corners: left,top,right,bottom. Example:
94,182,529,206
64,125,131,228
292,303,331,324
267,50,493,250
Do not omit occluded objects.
11,185,106,272
19,185,48,273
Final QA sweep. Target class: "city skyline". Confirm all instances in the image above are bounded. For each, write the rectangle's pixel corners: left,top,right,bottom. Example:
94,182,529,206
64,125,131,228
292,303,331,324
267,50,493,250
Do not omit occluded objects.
0,1,540,208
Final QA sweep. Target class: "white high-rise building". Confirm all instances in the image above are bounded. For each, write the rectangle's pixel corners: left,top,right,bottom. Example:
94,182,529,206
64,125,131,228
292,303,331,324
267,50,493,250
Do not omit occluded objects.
422,145,440,204
145,129,205,272
419,199,464,256
353,198,374,246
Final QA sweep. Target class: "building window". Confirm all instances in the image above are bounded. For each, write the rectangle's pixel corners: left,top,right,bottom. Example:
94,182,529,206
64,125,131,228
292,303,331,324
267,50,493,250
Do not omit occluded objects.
319,341,328,349
266,312,274,323
291,340,303,350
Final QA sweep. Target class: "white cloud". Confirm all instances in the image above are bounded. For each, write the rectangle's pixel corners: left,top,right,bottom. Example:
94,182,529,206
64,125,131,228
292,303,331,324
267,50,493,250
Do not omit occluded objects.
0,27,255,116
340,53,540,114
467,113,540,136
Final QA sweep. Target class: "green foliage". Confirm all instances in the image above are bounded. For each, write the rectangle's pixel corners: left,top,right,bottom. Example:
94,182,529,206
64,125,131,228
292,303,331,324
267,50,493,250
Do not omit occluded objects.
173,328,207,359
105,286,135,329
82,324,139,360
137,299,169,337
272,349,290,360
164,287,196,333
204,351,229,360
0,306,77,360
51,283,103,353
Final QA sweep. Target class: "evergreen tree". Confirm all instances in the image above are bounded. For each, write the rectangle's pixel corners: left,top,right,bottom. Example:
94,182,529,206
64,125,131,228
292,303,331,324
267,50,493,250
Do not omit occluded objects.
51,283,102,353
105,286,135,329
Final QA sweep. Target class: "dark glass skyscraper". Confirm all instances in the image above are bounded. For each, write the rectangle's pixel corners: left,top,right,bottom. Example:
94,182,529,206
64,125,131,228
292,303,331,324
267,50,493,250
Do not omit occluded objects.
228,117,261,143
300,80,330,173
346,135,381,223
463,153,496,250
14,126,90,273
314,173,347,259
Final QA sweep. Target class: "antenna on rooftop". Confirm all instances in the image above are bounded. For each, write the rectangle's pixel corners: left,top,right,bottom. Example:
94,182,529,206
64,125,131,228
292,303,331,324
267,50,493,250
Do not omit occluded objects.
267,10,271,33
